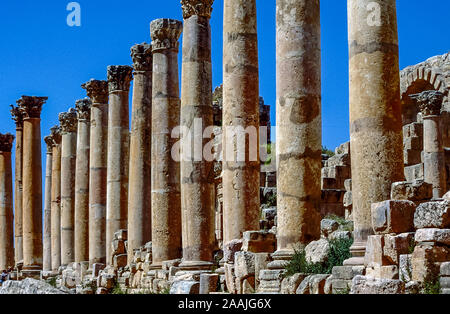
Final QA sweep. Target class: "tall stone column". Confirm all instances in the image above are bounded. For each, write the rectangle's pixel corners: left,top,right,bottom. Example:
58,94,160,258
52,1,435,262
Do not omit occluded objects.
223,0,260,245
179,0,215,270
74,99,92,263
50,126,62,271
82,80,109,266
43,135,53,271
10,106,24,264
59,108,78,266
149,19,182,268
128,44,153,264
18,96,47,275
271,0,322,267
347,0,404,265
0,134,15,270
106,65,133,264
413,91,446,199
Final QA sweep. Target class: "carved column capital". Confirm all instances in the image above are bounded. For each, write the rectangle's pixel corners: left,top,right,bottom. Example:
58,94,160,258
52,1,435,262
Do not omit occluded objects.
10,105,25,128
0,133,15,152
107,65,133,93
75,98,92,121
82,79,109,104
181,0,214,19
411,90,444,117
44,136,54,153
58,108,78,133
150,18,183,52
17,96,47,119
131,43,153,72
50,126,62,145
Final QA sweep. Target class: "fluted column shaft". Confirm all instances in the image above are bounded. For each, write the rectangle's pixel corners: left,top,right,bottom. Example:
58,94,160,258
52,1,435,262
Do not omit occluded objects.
43,137,53,271
106,66,133,264
128,44,153,264
59,109,78,266
180,0,215,269
74,99,91,263
347,0,404,264
223,0,260,245
50,127,62,271
150,20,183,267
83,80,109,266
0,134,15,270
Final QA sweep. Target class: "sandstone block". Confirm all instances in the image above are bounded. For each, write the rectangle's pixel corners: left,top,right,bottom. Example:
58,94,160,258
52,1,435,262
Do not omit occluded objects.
364,235,388,267
199,274,219,295
351,276,405,294
162,259,181,271
366,265,399,280
415,228,450,245
391,181,433,202
113,254,128,269
242,231,276,253
242,277,255,294
321,219,339,238
404,164,424,182
234,252,255,279
112,240,125,255
329,231,352,241
114,229,127,242
332,266,365,280
441,262,450,276
305,239,330,264
170,281,199,295
411,244,450,282
344,179,352,192
309,274,330,294
254,253,271,289
224,263,236,294
280,273,306,294
383,233,415,264
371,200,416,234
414,200,450,229
331,279,352,294
440,277,450,289
92,263,106,277
223,239,243,264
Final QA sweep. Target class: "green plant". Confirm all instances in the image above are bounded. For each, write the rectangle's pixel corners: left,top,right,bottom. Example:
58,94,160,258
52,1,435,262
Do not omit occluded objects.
265,193,277,207
324,214,354,232
322,146,335,158
407,237,416,254
262,143,274,166
284,238,354,277
47,277,57,288
111,283,128,295
334,286,351,295
422,277,441,294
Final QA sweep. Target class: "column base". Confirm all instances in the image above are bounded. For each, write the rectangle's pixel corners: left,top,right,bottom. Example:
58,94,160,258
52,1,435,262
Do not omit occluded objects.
178,261,214,271
343,241,366,266
267,249,293,269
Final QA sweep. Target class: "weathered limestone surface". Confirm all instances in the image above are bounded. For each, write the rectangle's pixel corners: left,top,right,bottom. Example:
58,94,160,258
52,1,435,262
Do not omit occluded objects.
19,96,46,273
414,200,450,229
82,79,109,266
10,106,24,264
106,65,133,264
0,278,68,295
0,134,15,270
222,0,260,245
180,0,216,269
274,0,322,264
347,0,404,264
74,99,92,263
371,200,416,234
128,43,153,265
50,126,62,270
59,108,78,266
43,135,53,271
150,19,183,267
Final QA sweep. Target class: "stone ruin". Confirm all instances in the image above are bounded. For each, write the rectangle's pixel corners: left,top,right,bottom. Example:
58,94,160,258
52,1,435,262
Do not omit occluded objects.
0,0,449,295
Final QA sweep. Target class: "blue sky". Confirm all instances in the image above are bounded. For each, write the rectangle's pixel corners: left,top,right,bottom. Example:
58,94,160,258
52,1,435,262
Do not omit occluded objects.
0,0,448,173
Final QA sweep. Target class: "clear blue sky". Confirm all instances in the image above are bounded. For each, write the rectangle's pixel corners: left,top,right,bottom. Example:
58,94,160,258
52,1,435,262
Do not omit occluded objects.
0,0,448,177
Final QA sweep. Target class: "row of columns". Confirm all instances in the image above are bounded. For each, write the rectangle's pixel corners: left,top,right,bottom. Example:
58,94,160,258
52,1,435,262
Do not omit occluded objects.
2,0,442,274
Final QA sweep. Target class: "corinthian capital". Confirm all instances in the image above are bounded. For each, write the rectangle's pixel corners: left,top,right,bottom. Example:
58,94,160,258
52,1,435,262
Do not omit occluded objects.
50,125,62,145
44,136,54,153
75,98,92,121
131,43,153,72
181,0,214,19
59,108,78,133
17,96,47,119
82,79,109,104
410,90,444,117
107,65,133,92
10,105,25,128
0,133,15,153
150,18,183,52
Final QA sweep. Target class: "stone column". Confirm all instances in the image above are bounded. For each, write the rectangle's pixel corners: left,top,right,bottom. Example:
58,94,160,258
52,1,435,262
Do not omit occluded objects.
10,106,24,265
43,135,53,271
346,0,404,265
50,126,62,271
59,108,78,266
271,0,322,267
223,0,260,245
413,91,446,199
74,99,92,263
0,134,15,270
82,79,109,266
18,96,47,275
149,19,183,268
179,0,215,270
106,65,133,264
128,44,153,264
